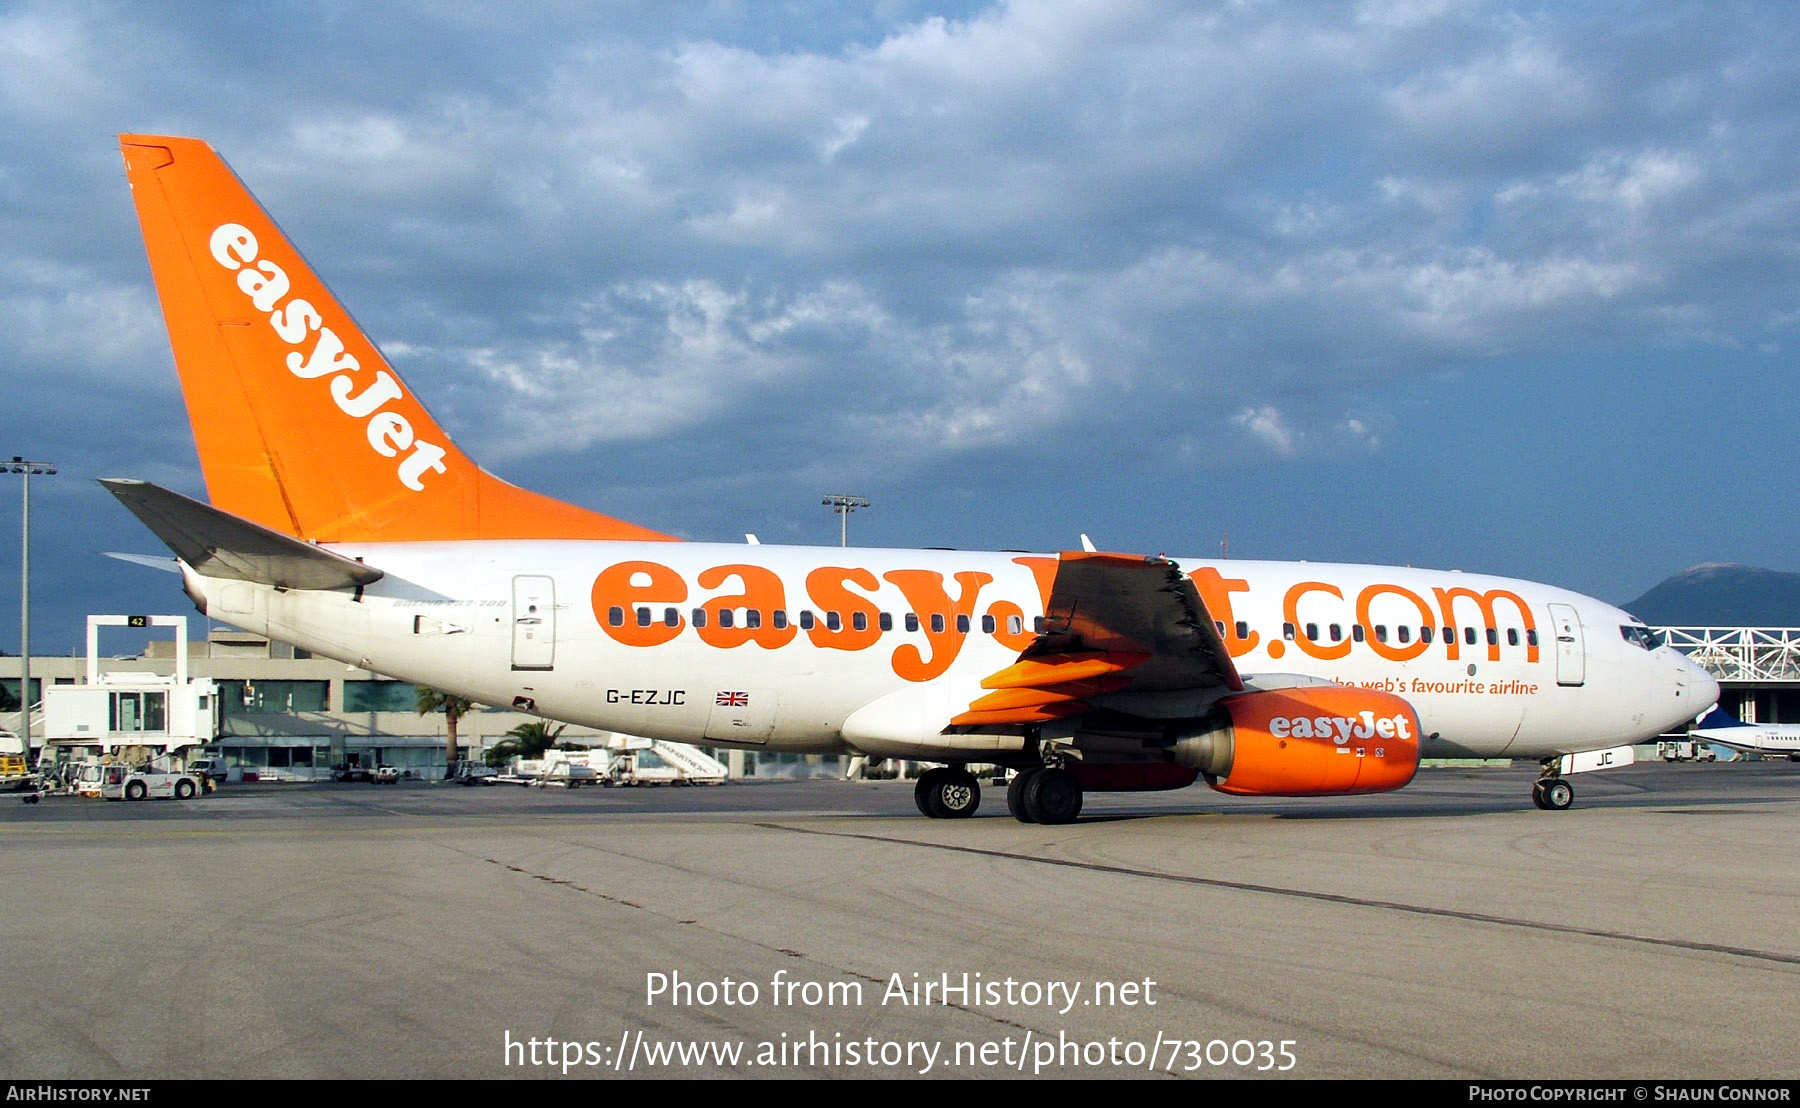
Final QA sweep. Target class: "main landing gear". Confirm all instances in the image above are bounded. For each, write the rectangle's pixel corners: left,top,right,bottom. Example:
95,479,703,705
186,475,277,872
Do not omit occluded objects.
1531,768,1574,811
1004,767,1083,825
914,766,981,819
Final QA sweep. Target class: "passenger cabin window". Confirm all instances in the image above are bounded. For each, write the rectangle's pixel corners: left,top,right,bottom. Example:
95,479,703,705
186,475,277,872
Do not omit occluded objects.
1235,621,1248,640
635,606,651,627
1374,625,1388,643
852,612,868,632
691,607,708,628
1305,622,1319,642
718,610,735,629
1485,627,1497,646
745,610,762,629
1283,622,1296,640
905,613,920,633
1397,626,1410,644
608,606,624,627
957,615,971,633
1329,624,1343,642
1506,628,1519,646
981,615,996,634
664,607,681,627
1464,627,1477,646
1352,625,1365,643
825,612,841,631
931,614,946,633
772,610,788,630
1009,615,1024,636
880,613,894,632
798,611,815,630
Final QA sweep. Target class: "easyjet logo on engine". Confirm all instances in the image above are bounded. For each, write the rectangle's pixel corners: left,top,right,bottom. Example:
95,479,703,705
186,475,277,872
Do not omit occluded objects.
208,223,448,492
1267,710,1414,744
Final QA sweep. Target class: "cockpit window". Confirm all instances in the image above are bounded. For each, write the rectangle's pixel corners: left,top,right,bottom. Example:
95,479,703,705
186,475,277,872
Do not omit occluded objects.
1620,624,1662,650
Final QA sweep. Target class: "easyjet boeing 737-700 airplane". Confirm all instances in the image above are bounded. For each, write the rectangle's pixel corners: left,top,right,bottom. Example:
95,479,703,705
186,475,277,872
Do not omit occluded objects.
107,134,1718,822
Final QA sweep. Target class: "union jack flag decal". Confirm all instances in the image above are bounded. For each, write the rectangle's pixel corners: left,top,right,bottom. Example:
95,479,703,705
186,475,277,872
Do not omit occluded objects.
715,691,750,707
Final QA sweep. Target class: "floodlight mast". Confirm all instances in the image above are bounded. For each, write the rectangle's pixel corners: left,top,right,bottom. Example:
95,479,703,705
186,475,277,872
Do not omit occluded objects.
821,494,870,548
6,457,56,763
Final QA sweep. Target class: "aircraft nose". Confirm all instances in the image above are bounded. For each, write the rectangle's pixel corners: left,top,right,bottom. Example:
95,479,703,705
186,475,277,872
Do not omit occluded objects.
1673,651,1719,717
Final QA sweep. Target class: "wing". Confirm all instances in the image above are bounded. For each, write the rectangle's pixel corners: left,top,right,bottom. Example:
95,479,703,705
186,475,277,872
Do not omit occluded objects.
951,551,1243,727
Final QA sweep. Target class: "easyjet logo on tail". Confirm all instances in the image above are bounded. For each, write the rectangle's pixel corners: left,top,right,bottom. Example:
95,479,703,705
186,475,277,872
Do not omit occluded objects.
208,223,449,492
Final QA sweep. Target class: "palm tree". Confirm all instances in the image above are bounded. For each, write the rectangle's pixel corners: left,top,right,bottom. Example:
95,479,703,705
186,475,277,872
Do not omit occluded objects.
483,719,567,767
506,719,567,754
416,686,475,774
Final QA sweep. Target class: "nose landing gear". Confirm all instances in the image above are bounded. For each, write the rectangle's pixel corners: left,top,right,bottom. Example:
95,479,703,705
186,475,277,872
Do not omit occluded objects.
1531,772,1573,811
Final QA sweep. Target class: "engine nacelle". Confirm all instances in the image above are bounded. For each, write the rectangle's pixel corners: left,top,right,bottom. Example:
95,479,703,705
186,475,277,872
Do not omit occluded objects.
1170,685,1420,796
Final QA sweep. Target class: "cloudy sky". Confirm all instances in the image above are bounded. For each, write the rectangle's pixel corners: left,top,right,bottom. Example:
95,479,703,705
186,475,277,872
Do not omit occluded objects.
2,0,1798,652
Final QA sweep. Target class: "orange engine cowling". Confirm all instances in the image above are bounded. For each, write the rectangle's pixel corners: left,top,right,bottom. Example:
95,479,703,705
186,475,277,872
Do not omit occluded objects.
1170,685,1421,796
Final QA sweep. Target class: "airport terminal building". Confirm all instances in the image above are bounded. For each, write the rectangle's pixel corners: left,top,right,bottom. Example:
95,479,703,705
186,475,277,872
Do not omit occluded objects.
2,622,843,781
5,619,1796,779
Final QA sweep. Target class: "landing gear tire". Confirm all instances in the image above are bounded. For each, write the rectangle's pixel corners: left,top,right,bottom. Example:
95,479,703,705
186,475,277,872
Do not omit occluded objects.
935,772,980,819
913,770,939,817
1006,769,1039,823
915,767,980,819
1533,778,1573,811
1023,768,1082,825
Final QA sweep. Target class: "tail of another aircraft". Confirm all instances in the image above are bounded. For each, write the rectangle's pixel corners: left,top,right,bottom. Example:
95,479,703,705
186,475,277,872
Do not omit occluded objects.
119,134,674,544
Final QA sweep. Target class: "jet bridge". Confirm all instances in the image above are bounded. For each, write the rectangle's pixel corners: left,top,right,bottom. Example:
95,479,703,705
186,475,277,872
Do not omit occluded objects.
40,615,220,763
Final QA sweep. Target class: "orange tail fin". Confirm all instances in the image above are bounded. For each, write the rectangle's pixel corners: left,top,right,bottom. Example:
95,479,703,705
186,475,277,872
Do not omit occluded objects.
120,134,674,544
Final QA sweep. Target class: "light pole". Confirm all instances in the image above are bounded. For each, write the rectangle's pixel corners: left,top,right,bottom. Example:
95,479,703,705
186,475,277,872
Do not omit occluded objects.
821,494,869,548
6,457,55,765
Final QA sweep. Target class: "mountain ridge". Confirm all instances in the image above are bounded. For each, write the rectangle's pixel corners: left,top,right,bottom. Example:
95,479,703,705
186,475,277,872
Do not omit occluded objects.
1622,564,1800,626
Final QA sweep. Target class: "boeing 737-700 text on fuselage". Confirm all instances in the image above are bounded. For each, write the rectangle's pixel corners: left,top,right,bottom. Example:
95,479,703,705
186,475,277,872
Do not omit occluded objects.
107,135,1717,822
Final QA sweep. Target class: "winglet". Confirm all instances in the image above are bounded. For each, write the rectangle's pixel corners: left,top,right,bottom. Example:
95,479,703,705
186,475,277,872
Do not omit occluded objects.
119,134,676,544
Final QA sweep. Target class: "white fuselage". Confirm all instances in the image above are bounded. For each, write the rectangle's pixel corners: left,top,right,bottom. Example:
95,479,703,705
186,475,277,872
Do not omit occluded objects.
185,541,1715,763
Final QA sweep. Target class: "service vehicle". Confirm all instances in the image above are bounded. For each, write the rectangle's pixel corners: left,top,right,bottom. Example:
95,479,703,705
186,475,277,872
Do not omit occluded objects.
100,764,203,801
454,760,499,785
1657,740,1717,763
0,729,29,790
187,755,228,787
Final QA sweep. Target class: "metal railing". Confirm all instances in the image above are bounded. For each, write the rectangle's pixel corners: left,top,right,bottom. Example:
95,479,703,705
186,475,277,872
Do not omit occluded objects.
1656,627,1800,683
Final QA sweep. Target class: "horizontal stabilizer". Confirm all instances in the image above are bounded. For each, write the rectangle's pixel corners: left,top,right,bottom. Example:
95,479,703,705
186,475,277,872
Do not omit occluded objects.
102,551,182,574
100,479,384,591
